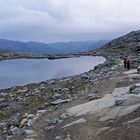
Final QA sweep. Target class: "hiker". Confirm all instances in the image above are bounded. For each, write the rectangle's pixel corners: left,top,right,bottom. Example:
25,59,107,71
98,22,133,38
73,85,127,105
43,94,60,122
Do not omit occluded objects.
126,59,131,70
123,58,127,68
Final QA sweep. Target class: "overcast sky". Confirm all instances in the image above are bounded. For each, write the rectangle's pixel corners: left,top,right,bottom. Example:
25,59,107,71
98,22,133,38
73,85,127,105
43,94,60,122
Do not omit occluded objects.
0,0,140,43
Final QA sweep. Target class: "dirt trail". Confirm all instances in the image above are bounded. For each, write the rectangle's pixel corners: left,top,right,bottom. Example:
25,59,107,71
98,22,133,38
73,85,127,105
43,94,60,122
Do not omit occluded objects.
23,63,140,140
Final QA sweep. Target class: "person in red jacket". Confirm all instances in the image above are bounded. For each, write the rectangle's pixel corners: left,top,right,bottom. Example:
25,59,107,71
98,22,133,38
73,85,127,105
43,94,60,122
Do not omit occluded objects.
127,59,131,70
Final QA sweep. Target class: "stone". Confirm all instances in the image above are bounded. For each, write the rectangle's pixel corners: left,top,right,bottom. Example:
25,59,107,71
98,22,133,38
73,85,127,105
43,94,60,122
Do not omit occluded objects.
60,113,69,119
51,99,68,105
87,93,98,100
137,66,140,73
27,119,33,127
55,136,62,140
47,80,55,84
62,88,70,92
20,118,28,127
0,92,8,96
37,110,47,114
24,138,36,140
45,125,56,130
0,122,7,128
48,118,62,125
131,87,140,94
115,98,125,106
25,130,35,135
64,138,71,140
10,127,21,136
52,93,61,99
27,114,34,119
96,127,111,135
63,118,87,128
129,85,137,92
9,114,20,126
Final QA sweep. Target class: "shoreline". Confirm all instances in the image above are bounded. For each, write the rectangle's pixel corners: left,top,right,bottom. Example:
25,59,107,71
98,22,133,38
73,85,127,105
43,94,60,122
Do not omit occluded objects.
0,55,106,90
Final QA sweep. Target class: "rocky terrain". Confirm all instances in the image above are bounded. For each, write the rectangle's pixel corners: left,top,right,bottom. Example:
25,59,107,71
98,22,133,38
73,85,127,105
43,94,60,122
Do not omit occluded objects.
103,30,140,56
0,30,140,140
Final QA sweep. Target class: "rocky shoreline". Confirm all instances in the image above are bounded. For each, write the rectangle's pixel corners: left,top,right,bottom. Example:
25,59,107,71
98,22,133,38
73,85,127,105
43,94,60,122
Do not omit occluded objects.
0,55,120,138
0,52,140,140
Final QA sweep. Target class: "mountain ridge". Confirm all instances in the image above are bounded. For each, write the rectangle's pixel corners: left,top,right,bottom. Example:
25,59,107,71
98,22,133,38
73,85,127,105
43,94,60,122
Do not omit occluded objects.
0,39,108,54
102,30,140,56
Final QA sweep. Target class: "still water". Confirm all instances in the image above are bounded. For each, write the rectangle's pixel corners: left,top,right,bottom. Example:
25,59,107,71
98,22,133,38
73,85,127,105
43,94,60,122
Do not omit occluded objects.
0,56,105,89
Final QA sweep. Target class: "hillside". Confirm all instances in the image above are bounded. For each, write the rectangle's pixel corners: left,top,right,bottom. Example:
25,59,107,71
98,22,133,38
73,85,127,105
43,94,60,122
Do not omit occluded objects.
102,30,140,56
0,39,108,54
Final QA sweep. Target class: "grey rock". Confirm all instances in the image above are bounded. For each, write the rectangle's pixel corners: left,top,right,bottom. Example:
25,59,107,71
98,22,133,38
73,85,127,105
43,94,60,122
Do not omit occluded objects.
60,113,69,119
24,138,36,140
0,92,8,96
47,80,55,84
0,122,7,128
115,98,125,106
64,138,71,140
129,85,137,92
0,99,9,108
10,127,21,136
48,118,62,125
51,99,68,105
45,125,56,130
131,87,140,94
87,93,98,100
37,110,47,114
9,114,20,125
27,119,33,127
25,129,35,135
137,66,140,73
122,96,140,106
55,136,62,140
27,114,34,119
62,88,70,92
53,88,61,92
52,93,61,99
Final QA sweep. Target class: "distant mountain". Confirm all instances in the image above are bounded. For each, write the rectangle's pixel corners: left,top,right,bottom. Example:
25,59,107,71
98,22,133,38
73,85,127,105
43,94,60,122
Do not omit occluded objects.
0,39,108,54
102,30,140,55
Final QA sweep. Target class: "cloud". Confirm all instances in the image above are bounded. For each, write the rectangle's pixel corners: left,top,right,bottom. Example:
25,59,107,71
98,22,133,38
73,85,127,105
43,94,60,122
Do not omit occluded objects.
0,0,140,42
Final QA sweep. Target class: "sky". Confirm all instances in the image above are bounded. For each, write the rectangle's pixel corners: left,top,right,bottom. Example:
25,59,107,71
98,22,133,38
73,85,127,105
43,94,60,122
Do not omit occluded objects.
0,0,140,43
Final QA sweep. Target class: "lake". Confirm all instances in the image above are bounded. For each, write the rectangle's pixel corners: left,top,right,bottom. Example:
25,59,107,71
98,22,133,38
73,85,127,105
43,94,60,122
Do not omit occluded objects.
0,56,105,89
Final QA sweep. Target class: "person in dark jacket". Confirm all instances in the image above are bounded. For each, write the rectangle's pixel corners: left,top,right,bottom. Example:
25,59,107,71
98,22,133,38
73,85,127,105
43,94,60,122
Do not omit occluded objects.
123,58,127,68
